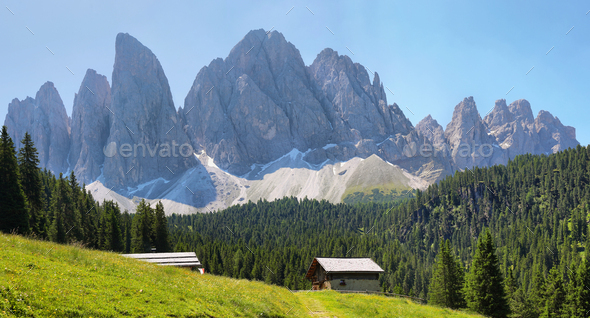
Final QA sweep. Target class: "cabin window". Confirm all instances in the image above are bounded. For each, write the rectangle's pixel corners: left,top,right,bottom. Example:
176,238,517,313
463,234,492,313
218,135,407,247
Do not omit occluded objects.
339,280,346,286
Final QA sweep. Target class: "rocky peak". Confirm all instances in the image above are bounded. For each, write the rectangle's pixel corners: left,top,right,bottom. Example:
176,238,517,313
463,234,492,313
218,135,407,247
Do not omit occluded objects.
508,99,534,124
4,82,70,174
104,33,196,189
309,48,395,139
444,97,505,168
69,69,112,185
416,115,445,145
534,110,578,153
483,99,513,128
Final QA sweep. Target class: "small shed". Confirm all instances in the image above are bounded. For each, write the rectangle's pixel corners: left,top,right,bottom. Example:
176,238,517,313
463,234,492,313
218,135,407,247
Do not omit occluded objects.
122,252,202,269
305,257,384,291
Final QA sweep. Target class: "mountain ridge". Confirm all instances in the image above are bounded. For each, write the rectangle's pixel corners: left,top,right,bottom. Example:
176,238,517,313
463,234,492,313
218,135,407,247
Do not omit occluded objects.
3,29,579,211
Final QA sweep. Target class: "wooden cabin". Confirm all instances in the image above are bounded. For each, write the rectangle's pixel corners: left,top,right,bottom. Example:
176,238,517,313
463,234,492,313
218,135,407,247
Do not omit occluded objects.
122,252,202,270
305,257,385,291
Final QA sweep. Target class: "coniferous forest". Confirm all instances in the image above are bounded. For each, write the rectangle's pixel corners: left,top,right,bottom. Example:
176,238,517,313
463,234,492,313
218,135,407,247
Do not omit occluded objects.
167,144,590,318
0,127,170,254
3,124,590,317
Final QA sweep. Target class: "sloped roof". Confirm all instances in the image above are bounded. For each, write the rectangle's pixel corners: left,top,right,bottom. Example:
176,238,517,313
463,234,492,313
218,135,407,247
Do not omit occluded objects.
122,252,202,267
305,257,384,279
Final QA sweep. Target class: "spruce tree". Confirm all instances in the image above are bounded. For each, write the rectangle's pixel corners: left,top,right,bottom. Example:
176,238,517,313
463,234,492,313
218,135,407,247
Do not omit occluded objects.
68,170,84,241
0,126,29,234
131,199,154,253
49,173,82,242
48,210,66,243
428,239,466,309
529,263,546,317
122,211,132,253
102,201,124,252
565,259,590,317
153,201,170,252
17,132,44,236
541,266,565,317
464,229,510,318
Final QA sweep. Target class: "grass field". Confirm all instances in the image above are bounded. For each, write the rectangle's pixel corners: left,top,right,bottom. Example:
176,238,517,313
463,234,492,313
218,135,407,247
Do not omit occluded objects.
1,234,483,317
296,291,483,318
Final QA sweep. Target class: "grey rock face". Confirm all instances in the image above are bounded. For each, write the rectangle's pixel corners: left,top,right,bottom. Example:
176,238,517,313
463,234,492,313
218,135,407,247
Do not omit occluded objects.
181,30,334,174
443,97,505,169
4,82,70,174
69,69,112,185
483,99,577,158
103,33,196,188
181,29,416,175
484,99,538,159
534,110,578,154
416,115,445,146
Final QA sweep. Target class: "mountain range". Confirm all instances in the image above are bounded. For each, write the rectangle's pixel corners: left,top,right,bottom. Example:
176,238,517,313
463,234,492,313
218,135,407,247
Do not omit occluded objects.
3,29,579,213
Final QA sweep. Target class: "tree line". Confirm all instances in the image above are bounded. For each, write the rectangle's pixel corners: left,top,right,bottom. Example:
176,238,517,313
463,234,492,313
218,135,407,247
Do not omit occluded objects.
0,127,170,254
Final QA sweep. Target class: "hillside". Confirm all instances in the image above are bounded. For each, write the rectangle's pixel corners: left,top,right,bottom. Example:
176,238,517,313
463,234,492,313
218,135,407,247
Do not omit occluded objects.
297,291,482,318
0,234,483,317
0,233,304,317
167,145,590,317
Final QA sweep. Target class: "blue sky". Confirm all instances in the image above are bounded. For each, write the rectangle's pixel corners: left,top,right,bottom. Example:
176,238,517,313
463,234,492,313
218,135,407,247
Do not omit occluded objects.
1,0,589,145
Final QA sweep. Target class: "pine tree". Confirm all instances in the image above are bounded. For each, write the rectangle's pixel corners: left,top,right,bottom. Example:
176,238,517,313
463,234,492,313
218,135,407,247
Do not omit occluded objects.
131,199,154,253
17,132,44,236
541,266,565,317
153,201,170,252
464,229,510,318
48,210,66,243
0,126,29,234
101,201,124,252
68,170,84,241
49,173,82,242
122,211,132,253
565,259,590,317
80,189,97,248
428,239,466,308
529,263,546,317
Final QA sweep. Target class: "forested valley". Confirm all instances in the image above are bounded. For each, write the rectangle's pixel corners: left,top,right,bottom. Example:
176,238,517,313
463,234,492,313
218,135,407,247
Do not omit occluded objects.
168,144,590,317
4,123,590,317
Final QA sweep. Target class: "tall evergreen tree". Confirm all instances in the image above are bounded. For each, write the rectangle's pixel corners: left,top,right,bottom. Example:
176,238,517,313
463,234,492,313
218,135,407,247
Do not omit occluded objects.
49,173,82,243
48,209,66,243
131,199,154,253
428,239,466,309
101,201,124,252
464,229,510,318
541,266,565,318
17,132,45,236
122,211,132,253
0,126,29,234
153,201,170,252
565,259,590,317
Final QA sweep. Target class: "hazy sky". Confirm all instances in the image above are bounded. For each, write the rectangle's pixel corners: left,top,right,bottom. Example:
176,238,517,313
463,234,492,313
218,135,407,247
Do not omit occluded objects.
1,0,589,145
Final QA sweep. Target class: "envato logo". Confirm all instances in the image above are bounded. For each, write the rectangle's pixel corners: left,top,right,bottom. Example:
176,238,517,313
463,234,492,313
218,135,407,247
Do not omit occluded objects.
103,141,194,158
402,141,495,158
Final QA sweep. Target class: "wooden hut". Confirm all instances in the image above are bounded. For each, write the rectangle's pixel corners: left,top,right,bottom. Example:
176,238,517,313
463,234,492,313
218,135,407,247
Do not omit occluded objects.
305,257,384,291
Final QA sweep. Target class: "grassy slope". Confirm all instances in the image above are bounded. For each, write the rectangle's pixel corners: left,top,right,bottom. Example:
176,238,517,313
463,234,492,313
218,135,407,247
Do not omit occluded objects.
1,234,482,317
296,291,484,318
0,234,306,317
341,155,414,204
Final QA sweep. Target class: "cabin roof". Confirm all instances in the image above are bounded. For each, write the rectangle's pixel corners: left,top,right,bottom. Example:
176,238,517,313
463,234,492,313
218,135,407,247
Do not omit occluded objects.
122,252,202,267
305,257,384,279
